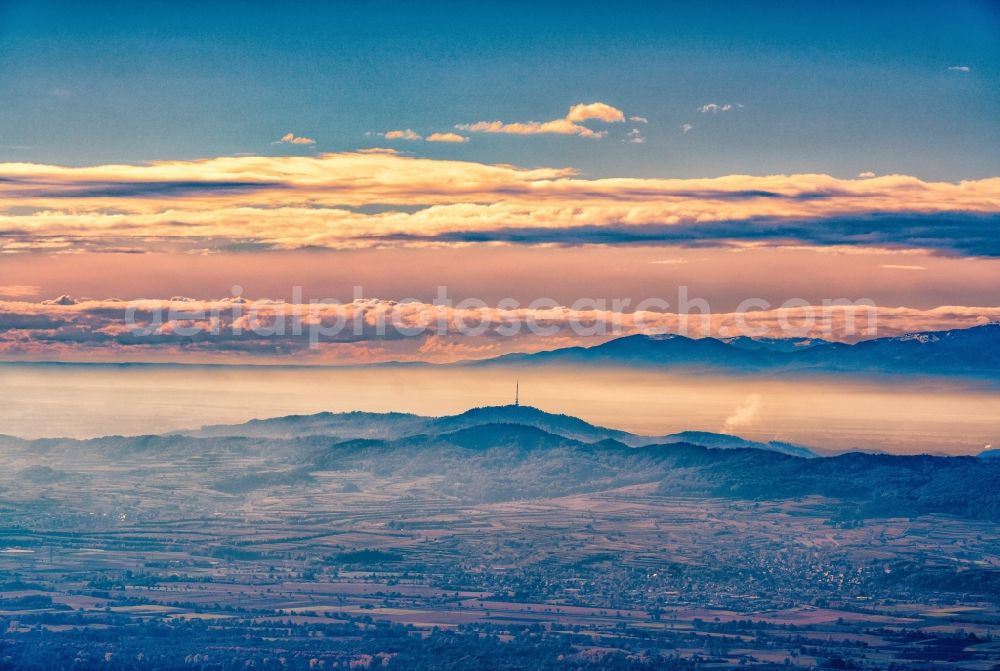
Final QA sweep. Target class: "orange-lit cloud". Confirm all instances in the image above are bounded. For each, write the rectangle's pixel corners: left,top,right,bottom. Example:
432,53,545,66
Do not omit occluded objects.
381,130,468,142
457,102,625,138
426,132,468,143
384,129,422,140
565,102,626,123
0,152,998,255
1,295,998,364
274,132,316,145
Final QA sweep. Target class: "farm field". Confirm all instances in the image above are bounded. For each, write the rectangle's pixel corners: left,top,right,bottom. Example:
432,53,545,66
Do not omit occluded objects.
2,472,998,669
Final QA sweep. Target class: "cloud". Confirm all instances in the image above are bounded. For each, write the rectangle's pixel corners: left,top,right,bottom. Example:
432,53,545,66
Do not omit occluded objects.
457,102,625,138
356,147,399,155
650,258,687,265
417,334,499,358
274,133,316,146
384,129,422,141
379,131,467,143
426,132,468,143
699,103,742,114
948,65,971,73
723,394,762,432
857,171,876,178
3,295,998,363
564,102,626,123
1,153,999,256
625,129,645,144
629,116,648,123
681,123,694,134
415,212,1000,257
880,264,927,271
48,88,71,97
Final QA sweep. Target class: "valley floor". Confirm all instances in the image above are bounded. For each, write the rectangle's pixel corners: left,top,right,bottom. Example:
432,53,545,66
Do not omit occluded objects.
1,485,998,669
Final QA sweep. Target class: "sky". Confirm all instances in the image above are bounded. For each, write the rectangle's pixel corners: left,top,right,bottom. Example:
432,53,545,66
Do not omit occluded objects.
2,1,998,177
0,0,999,363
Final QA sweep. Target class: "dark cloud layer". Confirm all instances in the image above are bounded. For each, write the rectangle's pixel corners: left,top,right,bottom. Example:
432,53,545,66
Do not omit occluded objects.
385,212,1000,257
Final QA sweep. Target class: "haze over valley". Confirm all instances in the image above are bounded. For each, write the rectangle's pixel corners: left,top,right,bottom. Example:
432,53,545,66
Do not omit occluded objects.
4,326,999,455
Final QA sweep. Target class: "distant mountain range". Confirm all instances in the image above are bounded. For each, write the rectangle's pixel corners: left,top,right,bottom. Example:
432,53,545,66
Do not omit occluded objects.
3,404,998,522
471,322,1000,376
192,404,818,458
